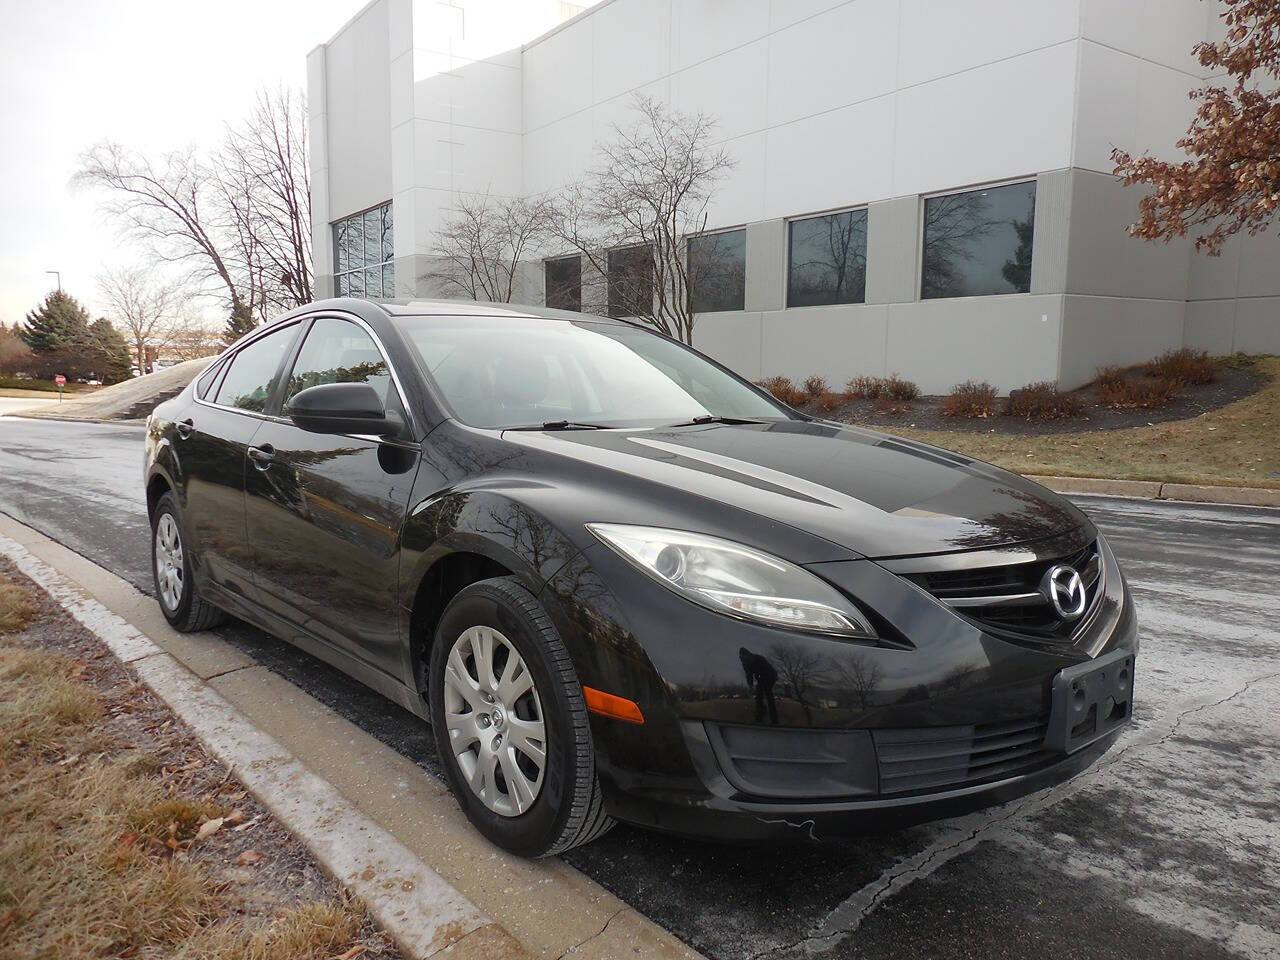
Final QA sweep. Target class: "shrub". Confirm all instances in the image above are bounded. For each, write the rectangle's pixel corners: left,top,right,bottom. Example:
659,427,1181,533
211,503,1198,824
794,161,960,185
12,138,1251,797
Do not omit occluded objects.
1003,381,1085,421
882,374,920,401
1098,374,1181,409
802,375,829,398
940,380,998,418
816,390,846,413
757,376,807,407
1147,347,1216,385
846,374,881,399
846,374,920,401
1094,365,1126,388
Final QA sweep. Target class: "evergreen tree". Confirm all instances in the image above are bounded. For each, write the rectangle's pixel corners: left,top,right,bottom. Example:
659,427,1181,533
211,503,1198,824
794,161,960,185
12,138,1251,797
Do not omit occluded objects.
86,318,132,383
223,299,257,345
20,290,92,353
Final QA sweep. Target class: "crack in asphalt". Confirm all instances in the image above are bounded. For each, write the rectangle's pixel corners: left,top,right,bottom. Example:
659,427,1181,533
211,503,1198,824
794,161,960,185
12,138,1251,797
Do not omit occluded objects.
746,670,1280,960
554,906,626,959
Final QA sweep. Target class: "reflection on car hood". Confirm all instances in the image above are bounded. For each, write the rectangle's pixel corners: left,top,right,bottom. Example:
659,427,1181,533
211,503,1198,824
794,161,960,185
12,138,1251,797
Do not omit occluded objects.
505,420,1086,559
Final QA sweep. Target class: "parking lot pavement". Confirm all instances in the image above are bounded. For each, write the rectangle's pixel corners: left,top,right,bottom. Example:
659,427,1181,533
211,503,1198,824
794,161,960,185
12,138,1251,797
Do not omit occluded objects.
2,416,1277,959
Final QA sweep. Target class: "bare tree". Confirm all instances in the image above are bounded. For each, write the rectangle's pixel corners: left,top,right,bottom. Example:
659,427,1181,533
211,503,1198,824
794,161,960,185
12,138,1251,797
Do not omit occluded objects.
427,193,553,302
97,266,187,374
76,88,312,331
220,89,312,311
550,94,735,343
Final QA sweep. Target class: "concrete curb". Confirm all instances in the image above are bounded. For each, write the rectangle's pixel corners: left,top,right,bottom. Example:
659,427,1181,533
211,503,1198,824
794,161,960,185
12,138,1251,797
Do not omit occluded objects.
0,532,503,959
1029,475,1280,508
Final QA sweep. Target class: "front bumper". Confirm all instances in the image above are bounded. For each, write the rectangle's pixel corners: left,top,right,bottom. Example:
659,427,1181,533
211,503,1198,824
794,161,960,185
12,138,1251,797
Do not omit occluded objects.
539,533,1137,841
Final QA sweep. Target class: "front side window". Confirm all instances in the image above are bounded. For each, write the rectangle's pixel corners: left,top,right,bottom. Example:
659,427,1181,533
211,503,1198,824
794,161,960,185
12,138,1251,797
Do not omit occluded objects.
213,323,297,412
397,315,787,430
606,245,653,317
334,202,394,299
787,210,867,307
544,256,582,312
284,317,391,406
921,181,1036,299
688,229,746,313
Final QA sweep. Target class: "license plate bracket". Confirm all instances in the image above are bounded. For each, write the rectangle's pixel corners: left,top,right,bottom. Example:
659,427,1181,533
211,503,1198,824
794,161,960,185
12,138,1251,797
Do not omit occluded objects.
1046,648,1135,754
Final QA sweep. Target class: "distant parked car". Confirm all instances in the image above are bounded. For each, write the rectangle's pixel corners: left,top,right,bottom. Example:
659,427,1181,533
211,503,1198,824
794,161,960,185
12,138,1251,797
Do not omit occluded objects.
144,298,1137,857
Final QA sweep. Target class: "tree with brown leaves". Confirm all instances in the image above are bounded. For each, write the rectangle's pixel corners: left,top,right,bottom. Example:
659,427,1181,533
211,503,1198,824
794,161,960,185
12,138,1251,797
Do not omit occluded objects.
1113,0,1280,253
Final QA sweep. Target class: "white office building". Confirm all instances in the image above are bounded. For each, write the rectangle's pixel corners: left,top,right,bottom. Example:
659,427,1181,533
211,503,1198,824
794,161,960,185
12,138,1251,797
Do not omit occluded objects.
308,0,1280,392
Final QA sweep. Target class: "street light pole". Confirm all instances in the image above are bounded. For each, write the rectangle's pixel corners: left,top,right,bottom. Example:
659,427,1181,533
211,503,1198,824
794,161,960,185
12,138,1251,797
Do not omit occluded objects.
45,270,61,292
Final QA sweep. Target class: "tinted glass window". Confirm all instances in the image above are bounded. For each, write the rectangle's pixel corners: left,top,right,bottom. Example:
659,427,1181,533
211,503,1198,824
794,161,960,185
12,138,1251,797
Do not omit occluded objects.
196,359,225,399
397,316,786,429
689,229,746,313
213,324,296,412
787,210,867,307
922,181,1036,299
284,318,391,406
607,246,652,317
545,256,582,312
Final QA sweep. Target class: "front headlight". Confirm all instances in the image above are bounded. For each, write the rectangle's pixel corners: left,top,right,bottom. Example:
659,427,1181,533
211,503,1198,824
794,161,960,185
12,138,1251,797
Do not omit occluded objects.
587,523,876,639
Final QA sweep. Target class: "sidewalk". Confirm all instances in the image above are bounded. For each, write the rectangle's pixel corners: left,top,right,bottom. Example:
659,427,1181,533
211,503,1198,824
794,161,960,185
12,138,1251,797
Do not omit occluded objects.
0,512,702,960
1030,475,1280,509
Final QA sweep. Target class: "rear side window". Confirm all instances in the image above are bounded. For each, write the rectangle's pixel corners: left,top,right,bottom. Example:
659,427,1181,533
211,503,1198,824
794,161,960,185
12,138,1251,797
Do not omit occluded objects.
283,317,391,406
195,359,224,399
214,324,297,412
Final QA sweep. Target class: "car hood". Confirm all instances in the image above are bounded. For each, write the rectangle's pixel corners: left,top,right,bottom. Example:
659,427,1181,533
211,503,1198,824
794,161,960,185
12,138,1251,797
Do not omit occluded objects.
503,420,1087,560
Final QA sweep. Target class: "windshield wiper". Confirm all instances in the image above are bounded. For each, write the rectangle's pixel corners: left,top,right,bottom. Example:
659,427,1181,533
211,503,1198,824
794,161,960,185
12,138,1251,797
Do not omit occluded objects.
506,420,608,431
665,415,767,428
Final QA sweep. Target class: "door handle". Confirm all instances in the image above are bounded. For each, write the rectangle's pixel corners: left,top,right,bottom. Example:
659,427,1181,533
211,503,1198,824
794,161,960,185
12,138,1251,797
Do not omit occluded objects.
248,443,275,469
176,418,194,439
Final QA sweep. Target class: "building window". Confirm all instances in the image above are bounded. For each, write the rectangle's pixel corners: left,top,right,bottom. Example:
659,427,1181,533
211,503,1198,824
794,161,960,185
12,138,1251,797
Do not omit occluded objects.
787,209,867,307
607,245,653,317
544,256,582,312
921,181,1035,300
688,229,746,313
334,202,394,299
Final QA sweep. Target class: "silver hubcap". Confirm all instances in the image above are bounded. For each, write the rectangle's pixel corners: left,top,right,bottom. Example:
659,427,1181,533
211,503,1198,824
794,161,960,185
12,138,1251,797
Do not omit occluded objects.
155,513,184,611
442,626,546,818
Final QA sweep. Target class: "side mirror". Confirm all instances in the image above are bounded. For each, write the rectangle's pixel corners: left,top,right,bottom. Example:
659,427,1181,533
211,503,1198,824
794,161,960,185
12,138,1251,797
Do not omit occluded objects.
285,382,403,437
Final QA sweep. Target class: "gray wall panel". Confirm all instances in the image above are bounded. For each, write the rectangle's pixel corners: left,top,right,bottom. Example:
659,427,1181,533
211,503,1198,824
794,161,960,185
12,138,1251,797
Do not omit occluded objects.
866,196,919,305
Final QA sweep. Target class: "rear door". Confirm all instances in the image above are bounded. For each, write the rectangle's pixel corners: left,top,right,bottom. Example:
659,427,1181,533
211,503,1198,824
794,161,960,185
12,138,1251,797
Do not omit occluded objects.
242,315,419,678
179,321,300,601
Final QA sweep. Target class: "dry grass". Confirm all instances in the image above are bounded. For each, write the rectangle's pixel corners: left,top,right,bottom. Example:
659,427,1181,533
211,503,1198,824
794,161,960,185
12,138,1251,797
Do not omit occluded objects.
0,577,33,634
941,380,999,418
0,569,380,960
896,355,1280,489
1002,381,1086,421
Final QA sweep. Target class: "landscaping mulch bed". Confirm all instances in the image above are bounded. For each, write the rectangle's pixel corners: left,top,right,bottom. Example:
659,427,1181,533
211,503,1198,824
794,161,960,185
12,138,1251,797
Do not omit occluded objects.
0,557,404,960
809,357,1267,436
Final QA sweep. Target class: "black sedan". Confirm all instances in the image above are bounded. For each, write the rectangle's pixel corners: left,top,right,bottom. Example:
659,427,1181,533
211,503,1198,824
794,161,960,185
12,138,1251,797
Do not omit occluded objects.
144,298,1137,856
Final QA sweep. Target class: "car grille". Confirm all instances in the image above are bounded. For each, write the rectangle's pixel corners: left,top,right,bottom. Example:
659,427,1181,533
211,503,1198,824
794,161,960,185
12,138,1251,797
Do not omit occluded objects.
908,541,1102,646
873,715,1055,795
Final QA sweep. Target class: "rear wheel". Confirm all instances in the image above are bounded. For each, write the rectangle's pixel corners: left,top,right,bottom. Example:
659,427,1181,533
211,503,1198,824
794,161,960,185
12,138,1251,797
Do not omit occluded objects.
428,576,613,857
150,491,227,632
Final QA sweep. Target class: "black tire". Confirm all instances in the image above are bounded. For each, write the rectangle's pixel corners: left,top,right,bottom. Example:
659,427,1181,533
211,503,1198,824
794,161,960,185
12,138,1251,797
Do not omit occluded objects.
150,491,227,632
428,576,613,857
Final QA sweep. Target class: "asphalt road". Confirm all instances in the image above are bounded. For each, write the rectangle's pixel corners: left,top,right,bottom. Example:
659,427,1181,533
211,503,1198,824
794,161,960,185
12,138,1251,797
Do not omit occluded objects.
3,415,1278,960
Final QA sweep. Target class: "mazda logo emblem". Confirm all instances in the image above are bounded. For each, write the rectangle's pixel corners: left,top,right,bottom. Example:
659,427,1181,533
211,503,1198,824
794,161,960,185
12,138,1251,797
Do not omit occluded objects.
1041,564,1087,621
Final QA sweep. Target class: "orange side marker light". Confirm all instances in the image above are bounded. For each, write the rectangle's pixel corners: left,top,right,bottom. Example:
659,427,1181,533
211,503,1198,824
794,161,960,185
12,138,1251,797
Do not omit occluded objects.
582,686,644,724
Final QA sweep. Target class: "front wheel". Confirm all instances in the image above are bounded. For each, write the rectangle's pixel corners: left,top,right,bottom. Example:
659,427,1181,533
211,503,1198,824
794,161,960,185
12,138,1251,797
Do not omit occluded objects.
150,491,227,632
428,576,613,857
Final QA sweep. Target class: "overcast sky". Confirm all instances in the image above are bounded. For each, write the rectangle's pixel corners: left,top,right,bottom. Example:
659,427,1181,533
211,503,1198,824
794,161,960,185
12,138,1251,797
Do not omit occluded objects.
0,0,362,327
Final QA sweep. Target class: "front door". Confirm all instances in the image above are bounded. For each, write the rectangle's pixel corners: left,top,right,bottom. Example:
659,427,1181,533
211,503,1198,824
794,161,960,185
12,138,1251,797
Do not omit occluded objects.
179,321,300,600
243,316,419,677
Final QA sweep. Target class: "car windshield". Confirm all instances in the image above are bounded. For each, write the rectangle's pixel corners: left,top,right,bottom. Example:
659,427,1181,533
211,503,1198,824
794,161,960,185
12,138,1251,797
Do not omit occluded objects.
395,315,790,429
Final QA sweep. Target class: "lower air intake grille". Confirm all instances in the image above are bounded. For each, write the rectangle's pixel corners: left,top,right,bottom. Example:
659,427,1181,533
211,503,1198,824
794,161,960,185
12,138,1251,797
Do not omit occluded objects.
873,716,1054,795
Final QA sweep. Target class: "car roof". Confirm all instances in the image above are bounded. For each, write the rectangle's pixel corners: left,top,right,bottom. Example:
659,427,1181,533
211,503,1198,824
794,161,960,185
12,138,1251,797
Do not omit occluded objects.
289,297,627,325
